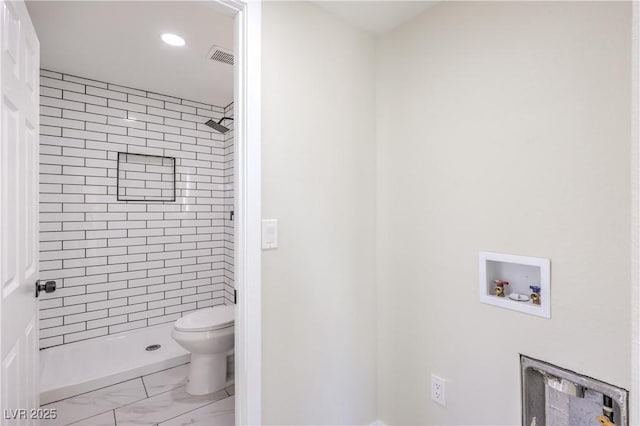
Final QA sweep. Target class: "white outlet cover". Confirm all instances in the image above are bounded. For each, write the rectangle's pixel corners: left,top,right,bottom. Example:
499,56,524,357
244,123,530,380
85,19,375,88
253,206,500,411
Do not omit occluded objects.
431,374,446,407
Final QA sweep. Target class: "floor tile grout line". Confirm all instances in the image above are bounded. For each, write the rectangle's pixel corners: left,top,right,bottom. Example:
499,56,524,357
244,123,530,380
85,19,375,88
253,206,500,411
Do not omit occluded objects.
111,381,190,420
56,380,150,425
62,388,231,426
63,398,140,426
43,362,189,408
140,362,191,398
50,363,235,426
113,409,117,426
65,407,117,426
42,376,144,406
117,388,227,424
153,394,233,425
141,375,149,398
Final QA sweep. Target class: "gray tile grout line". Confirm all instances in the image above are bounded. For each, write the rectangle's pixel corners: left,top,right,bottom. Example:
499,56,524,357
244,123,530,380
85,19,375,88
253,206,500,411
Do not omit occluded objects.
109,383,230,424
56,365,192,425
62,392,146,426
43,377,144,406
116,375,192,408
141,375,149,399
151,392,234,426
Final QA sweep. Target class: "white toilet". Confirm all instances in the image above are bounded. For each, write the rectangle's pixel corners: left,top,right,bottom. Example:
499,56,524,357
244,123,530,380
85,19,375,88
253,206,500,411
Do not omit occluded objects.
171,305,235,395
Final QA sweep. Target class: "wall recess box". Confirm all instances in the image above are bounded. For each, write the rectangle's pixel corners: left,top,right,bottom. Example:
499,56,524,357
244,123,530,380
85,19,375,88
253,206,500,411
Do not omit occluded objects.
479,251,550,318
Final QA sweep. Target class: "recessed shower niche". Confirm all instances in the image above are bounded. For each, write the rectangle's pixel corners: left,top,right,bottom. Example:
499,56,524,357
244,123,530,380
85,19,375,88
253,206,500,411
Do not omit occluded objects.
479,251,550,318
117,152,177,202
521,356,628,426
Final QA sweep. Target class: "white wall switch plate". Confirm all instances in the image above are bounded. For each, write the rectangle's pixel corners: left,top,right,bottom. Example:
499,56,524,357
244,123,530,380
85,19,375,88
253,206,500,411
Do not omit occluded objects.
261,219,278,249
431,374,446,407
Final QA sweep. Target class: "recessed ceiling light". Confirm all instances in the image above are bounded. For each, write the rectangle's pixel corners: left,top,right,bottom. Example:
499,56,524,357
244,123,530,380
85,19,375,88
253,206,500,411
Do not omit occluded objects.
161,33,185,47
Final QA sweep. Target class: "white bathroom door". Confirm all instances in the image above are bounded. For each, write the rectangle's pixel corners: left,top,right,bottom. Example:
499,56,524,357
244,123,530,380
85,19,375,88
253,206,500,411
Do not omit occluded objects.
0,0,40,422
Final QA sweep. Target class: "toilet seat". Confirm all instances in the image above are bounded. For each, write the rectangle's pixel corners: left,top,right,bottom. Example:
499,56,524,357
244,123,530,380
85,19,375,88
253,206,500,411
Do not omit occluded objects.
175,306,234,332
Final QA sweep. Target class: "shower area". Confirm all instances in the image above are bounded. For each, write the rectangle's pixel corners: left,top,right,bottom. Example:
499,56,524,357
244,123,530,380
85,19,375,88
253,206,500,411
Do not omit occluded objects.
28,1,237,413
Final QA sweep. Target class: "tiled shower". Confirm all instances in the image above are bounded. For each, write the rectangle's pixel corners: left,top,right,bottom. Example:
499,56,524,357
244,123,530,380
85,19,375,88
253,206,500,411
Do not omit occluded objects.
37,70,234,349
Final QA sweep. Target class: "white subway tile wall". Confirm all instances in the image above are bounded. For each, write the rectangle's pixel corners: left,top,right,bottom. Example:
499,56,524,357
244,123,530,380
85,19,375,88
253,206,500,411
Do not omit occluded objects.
38,70,235,349
223,104,234,303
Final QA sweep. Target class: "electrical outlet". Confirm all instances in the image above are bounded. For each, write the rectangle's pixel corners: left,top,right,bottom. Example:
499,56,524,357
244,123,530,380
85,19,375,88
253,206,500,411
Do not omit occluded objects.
431,374,446,407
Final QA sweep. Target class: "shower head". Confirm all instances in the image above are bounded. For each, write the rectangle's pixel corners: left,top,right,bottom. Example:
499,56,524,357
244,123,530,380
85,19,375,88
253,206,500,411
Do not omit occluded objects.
205,117,234,134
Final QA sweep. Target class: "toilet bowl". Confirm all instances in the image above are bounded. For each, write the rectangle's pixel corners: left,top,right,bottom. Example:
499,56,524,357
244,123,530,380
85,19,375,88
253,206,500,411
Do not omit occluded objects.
171,305,234,395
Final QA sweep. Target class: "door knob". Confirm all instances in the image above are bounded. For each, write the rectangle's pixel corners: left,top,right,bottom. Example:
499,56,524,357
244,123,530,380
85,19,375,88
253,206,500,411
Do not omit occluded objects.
35,280,56,297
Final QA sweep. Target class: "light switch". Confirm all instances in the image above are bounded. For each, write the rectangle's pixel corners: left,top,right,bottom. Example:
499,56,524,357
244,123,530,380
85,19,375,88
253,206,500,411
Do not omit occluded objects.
262,219,278,249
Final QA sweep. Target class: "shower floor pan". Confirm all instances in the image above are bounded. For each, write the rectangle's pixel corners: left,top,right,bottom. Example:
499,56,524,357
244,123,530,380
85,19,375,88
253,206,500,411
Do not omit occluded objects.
40,322,189,404
521,355,628,426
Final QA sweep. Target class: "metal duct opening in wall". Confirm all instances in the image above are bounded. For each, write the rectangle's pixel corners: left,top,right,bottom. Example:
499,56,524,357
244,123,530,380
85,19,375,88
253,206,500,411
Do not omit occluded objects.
521,355,628,426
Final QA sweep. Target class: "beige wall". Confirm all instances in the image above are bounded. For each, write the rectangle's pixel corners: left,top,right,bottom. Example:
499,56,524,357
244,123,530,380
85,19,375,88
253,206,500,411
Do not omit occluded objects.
376,2,631,424
261,2,377,424
260,1,632,424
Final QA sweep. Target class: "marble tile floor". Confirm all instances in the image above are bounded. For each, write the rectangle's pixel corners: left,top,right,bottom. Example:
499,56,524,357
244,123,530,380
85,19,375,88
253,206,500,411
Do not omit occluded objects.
41,363,235,426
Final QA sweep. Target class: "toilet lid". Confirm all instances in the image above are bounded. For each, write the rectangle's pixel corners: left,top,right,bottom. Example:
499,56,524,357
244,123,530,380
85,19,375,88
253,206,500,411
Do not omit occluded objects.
175,306,235,332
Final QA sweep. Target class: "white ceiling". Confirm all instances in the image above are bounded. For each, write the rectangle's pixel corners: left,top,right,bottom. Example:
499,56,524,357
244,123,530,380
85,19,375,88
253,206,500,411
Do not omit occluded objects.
26,1,234,107
312,1,437,35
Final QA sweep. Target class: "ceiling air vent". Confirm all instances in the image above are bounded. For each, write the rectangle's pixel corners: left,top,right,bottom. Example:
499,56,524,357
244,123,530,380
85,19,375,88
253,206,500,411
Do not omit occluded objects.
209,45,234,65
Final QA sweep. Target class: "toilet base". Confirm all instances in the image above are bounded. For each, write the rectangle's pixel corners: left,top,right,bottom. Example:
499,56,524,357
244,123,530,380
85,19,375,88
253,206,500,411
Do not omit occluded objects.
185,352,228,395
